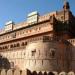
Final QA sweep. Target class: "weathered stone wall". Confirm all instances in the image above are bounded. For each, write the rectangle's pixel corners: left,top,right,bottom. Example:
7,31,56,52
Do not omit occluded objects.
68,39,75,71
24,39,71,72
0,38,71,71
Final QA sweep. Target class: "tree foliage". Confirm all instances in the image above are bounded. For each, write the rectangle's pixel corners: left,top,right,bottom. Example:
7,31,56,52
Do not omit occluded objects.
0,54,10,69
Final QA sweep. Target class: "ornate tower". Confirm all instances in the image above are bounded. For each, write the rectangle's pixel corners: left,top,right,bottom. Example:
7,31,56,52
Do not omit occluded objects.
53,1,75,40
63,1,70,11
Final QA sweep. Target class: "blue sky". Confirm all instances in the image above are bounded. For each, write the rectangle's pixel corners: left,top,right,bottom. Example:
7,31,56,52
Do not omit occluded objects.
0,0,75,29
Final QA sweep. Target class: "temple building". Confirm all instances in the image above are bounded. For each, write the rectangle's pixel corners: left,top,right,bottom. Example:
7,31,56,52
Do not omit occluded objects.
0,1,75,72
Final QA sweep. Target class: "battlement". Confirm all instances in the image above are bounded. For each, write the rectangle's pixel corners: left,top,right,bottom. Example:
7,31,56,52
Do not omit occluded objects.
68,39,75,46
0,69,74,75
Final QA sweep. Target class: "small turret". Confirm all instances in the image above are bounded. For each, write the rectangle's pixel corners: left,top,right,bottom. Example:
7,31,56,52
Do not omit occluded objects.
63,1,70,11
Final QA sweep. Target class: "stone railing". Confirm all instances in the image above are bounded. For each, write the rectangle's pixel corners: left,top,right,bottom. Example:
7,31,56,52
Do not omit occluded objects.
0,69,75,75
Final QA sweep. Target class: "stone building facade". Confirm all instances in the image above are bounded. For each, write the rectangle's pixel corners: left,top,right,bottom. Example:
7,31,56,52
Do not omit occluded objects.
0,1,75,72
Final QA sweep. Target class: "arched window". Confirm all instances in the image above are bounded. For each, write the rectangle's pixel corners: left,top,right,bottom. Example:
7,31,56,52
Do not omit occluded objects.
12,33,16,38
10,62,14,69
31,49,36,56
21,42,27,46
14,44,17,47
49,48,56,58
16,43,20,47
10,44,14,48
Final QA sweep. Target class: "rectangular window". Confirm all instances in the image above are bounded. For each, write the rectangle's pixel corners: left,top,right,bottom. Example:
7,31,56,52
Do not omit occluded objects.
32,49,36,56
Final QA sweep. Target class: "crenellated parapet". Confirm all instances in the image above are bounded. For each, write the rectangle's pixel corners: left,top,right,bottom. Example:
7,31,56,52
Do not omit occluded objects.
0,69,75,75
0,36,71,71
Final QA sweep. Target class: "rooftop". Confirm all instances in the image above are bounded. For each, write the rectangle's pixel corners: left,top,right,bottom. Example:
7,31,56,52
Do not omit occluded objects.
0,11,56,35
